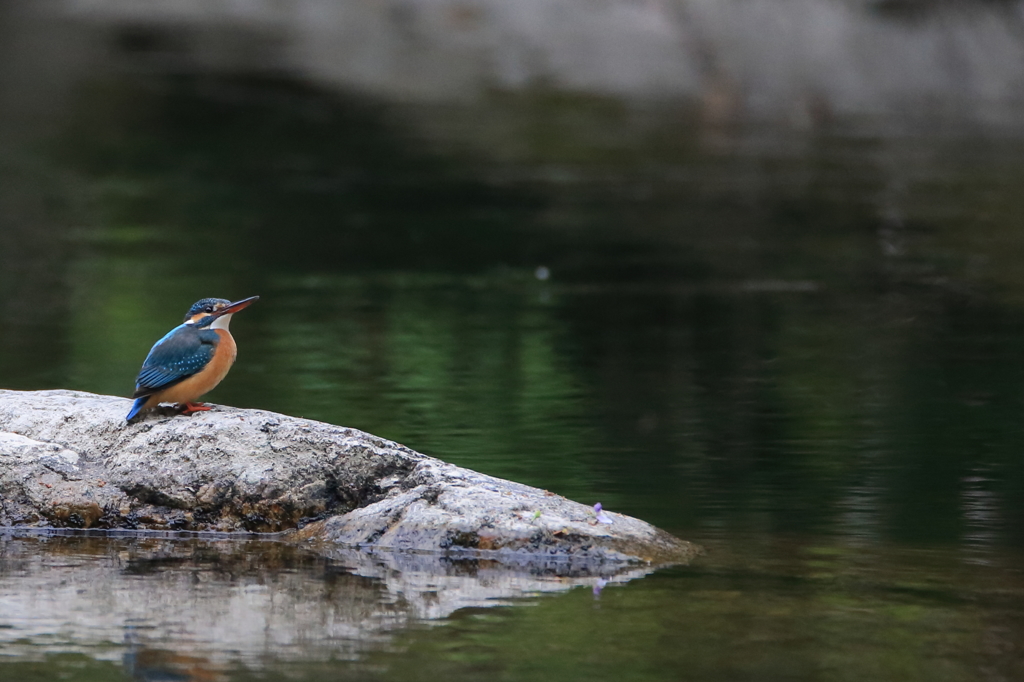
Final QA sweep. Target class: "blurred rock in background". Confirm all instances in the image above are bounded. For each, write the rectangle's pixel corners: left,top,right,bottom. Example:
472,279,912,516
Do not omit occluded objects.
5,0,1024,130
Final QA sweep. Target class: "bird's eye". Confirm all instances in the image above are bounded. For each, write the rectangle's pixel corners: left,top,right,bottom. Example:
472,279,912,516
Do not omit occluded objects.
205,306,214,313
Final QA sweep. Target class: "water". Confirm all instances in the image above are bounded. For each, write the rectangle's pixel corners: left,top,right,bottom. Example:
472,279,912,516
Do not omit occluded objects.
5,37,1024,682
2,535,1023,680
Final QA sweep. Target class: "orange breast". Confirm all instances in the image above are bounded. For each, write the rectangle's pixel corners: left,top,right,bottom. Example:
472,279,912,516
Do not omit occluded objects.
146,330,237,407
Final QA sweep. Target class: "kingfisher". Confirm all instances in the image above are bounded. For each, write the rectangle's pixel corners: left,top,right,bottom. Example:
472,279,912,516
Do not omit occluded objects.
126,296,259,422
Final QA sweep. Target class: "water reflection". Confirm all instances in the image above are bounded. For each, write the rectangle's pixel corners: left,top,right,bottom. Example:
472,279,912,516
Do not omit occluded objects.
0,534,650,681
3,533,1024,682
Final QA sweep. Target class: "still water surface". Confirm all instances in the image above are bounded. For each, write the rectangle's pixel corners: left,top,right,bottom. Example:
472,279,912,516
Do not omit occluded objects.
3,75,1024,679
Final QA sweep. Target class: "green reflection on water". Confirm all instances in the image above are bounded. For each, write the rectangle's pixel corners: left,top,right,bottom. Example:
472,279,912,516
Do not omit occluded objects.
5,68,1024,681
3,538,1022,682
5,74,1024,542
345,541,1024,682
0,656,125,682
249,272,600,497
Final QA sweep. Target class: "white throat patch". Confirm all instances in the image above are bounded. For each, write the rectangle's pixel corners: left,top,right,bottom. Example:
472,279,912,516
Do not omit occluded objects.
211,313,233,331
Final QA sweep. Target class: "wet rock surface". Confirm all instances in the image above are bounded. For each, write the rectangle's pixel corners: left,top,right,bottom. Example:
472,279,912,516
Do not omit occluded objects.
0,390,699,567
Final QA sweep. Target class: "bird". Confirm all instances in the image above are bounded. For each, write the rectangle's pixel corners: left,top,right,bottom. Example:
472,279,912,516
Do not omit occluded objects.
126,296,259,422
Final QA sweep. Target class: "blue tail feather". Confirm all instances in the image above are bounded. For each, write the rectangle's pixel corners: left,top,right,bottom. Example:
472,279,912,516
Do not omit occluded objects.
126,396,148,422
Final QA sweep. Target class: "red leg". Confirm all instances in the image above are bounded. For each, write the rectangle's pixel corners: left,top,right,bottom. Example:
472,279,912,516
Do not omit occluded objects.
180,401,213,415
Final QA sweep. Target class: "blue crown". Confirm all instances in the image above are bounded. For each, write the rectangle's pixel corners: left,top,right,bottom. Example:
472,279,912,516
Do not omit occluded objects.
184,298,230,321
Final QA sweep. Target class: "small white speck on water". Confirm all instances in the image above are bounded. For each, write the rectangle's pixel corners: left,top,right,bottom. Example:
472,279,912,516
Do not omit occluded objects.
535,266,550,281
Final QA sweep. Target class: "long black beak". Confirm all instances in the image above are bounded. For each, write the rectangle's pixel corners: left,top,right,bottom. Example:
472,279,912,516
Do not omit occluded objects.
212,295,259,317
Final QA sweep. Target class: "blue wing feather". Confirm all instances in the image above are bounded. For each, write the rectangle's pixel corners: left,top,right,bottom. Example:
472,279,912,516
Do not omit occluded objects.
126,396,148,421
132,324,219,398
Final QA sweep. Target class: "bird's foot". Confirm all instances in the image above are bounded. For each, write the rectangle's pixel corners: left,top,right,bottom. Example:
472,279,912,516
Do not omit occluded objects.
180,402,213,416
